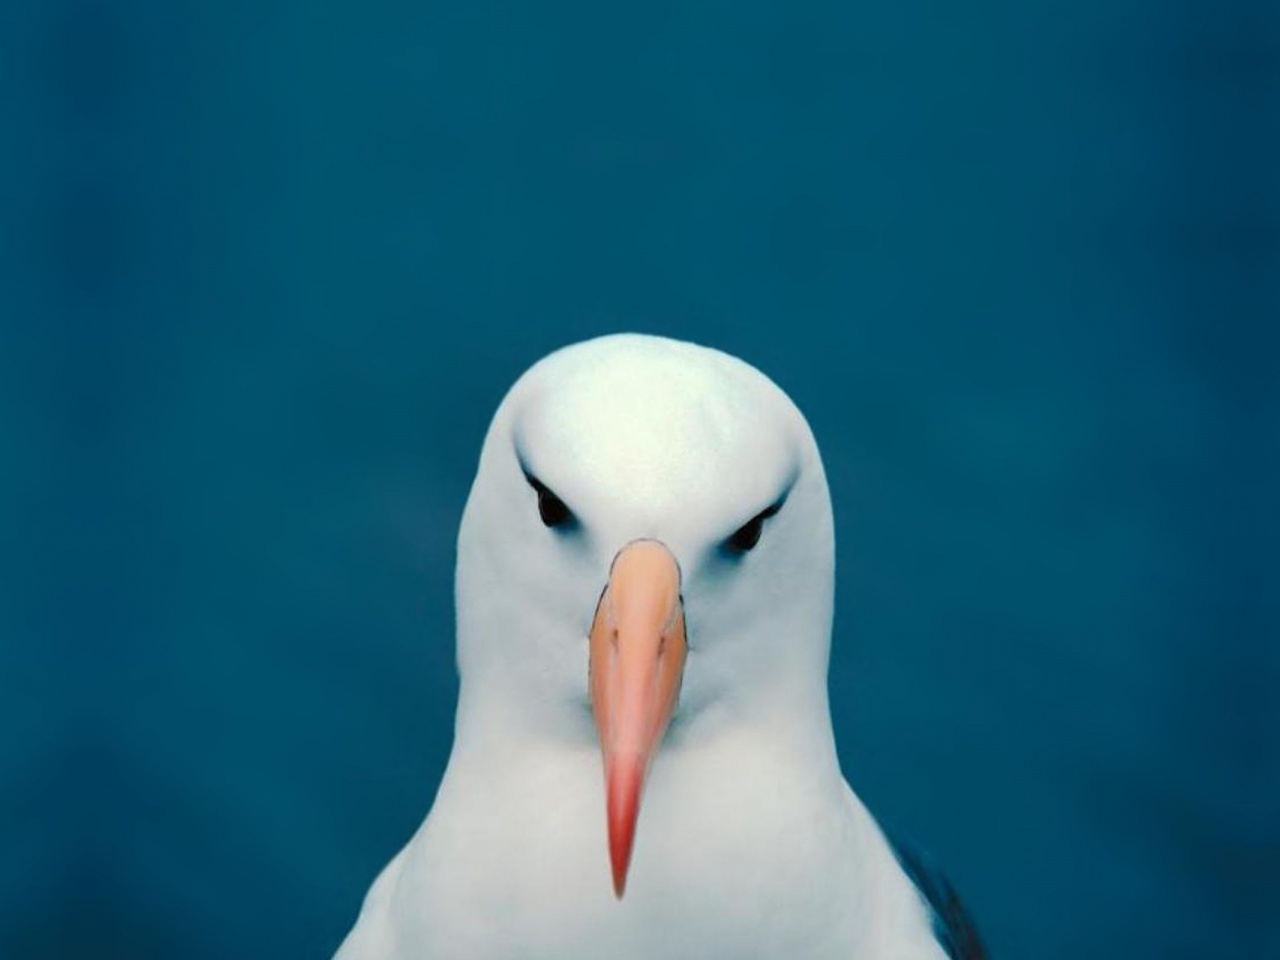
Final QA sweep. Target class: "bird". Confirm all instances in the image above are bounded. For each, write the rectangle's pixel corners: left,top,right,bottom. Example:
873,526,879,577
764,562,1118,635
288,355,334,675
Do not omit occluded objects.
334,334,984,960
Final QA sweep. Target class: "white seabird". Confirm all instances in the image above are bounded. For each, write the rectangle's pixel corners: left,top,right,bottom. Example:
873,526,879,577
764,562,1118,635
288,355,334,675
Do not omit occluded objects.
335,334,983,960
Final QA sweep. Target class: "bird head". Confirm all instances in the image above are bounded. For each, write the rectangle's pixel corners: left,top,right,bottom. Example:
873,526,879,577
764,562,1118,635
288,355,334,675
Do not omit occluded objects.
454,334,835,898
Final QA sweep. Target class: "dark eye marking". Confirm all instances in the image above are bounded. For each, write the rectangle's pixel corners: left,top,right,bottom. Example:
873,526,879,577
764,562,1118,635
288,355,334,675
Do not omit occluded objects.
524,472,576,529
723,501,783,555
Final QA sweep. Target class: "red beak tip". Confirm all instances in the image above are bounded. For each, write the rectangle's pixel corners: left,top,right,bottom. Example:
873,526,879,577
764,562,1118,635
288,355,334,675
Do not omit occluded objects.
606,761,642,900
607,821,635,900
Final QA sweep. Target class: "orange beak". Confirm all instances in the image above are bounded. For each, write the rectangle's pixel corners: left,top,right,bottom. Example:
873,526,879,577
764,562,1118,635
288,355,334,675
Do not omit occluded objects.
589,540,687,899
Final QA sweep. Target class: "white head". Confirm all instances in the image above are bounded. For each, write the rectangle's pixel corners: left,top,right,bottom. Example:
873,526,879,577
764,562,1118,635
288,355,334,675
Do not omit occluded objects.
452,334,836,894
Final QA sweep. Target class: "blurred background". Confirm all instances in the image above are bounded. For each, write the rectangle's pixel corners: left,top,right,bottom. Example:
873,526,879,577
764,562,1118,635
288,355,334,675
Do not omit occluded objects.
3,0,1277,957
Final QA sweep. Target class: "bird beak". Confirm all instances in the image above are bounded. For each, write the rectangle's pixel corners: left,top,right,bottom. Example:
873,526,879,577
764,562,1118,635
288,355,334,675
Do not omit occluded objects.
589,539,687,899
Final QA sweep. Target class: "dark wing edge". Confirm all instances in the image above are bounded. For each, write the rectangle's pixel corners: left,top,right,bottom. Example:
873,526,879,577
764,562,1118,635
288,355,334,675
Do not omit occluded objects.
889,839,987,960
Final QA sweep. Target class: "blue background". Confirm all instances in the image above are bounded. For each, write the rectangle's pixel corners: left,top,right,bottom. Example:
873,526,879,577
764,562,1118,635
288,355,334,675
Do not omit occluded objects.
3,1,1277,957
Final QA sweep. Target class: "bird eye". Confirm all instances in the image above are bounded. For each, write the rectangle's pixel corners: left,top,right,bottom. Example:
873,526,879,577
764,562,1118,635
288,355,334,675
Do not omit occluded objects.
724,502,782,555
727,516,765,553
525,473,574,529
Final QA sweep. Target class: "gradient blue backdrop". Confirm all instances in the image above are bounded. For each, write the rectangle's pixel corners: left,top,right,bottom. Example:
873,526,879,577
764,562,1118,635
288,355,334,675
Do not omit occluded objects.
3,1,1276,958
